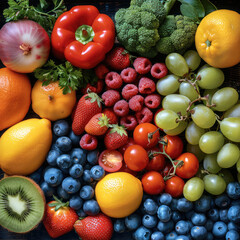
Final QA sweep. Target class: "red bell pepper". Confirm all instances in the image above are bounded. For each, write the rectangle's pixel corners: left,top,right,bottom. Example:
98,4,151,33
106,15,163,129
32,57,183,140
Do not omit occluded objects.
51,5,115,69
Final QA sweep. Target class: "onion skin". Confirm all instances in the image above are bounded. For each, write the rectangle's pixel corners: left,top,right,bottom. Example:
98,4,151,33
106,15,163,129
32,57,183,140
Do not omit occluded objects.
0,20,50,73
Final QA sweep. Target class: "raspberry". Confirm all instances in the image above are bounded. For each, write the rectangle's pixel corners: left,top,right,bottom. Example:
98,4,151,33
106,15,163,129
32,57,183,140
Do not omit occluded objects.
80,134,98,150
144,94,161,109
120,67,137,83
102,90,121,107
133,57,152,74
102,108,118,124
113,100,129,117
122,84,138,100
105,72,123,89
138,77,156,94
129,95,144,112
94,63,109,79
136,107,153,124
120,115,138,131
81,79,104,94
151,63,168,79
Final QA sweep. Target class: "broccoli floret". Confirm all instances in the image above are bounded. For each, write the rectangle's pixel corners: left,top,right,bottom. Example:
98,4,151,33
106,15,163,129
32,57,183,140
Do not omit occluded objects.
156,15,198,55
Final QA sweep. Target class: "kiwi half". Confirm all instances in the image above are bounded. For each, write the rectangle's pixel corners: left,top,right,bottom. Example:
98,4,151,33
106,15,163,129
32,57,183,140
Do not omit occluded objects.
0,176,46,233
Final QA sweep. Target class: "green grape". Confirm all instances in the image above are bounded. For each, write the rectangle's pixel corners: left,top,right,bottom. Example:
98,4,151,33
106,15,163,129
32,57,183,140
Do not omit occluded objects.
196,67,224,89
185,121,206,145
165,53,189,77
183,50,201,71
217,143,240,168
203,174,226,195
211,87,239,112
223,103,240,118
237,158,240,173
203,153,221,174
186,143,205,162
218,169,235,185
191,104,216,129
163,120,187,136
220,117,240,142
199,131,225,154
197,64,210,72
155,109,179,130
202,88,219,106
183,177,204,201
162,94,191,116
156,74,180,96
179,82,199,101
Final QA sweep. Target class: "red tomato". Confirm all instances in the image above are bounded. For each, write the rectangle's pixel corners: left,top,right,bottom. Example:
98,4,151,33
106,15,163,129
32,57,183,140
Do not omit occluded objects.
165,176,185,197
141,171,165,195
118,137,135,155
124,144,149,171
175,152,199,179
98,149,123,172
133,123,160,149
161,161,174,178
118,162,137,176
146,147,165,171
159,135,183,159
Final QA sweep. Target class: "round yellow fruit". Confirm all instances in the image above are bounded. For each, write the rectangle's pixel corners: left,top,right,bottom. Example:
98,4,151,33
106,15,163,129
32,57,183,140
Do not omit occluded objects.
95,172,143,218
0,118,52,176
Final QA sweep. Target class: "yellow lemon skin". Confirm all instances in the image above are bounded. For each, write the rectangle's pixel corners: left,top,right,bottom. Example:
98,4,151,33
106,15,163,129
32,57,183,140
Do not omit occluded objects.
95,172,143,218
0,118,52,176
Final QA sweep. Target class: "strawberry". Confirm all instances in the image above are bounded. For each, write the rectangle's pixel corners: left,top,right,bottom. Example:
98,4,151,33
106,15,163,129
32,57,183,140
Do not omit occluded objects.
72,91,102,135
85,113,109,136
102,108,118,124
94,63,109,79
104,124,128,150
43,197,79,238
105,47,131,71
74,213,113,240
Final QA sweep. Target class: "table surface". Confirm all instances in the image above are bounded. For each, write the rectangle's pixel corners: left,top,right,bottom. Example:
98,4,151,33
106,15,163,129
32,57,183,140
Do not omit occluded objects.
0,0,239,239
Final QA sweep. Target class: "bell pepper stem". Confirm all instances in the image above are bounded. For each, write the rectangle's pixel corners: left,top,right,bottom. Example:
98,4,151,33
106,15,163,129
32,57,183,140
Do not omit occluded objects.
75,25,95,45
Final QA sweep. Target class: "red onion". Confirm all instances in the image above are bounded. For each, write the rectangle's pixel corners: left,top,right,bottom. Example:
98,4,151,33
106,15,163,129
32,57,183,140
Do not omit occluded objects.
0,20,50,73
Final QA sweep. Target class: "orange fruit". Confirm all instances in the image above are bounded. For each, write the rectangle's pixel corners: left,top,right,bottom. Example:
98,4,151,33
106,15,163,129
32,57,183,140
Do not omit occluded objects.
31,80,76,121
195,9,240,68
0,68,31,131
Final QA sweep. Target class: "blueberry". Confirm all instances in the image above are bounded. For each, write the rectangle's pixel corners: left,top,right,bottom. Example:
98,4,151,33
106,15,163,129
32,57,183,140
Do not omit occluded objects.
133,226,152,240
228,221,240,231
56,154,72,171
69,195,83,210
157,220,174,234
175,235,190,240
165,231,177,240
194,195,211,213
206,233,214,240
226,230,240,240
175,220,190,235
46,149,61,166
142,214,157,229
172,211,183,223
231,199,240,206
226,182,240,200
87,149,99,165
83,199,100,216
157,205,172,222
212,221,227,238
124,213,141,230
191,213,207,226
150,231,164,240
28,169,42,184
114,218,126,233
51,143,63,153
90,165,105,180
190,226,207,240
227,205,240,223
76,208,87,218
69,163,83,178
143,198,158,215
219,209,228,223
44,167,63,187
177,198,193,212
83,170,93,183
204,219,213,232
62,177,81,194
170,198,178,211
70,148,87,165
207,208,219,222
68,130,81,146
57,185,70,200
79,185,94,200
56,136,72,152
40,181,56,198
158,193,172,206
53,120,70,137
214,194,231,208
187,220,193,230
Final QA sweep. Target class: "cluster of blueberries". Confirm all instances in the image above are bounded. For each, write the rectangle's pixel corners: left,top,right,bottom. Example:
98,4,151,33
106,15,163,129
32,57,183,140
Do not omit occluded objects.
114,182,240,240
28,119,105,217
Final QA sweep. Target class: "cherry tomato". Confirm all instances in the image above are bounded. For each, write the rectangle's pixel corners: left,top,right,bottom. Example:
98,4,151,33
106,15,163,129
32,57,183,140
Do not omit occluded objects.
141,171,165,195
146,147,165,171
98,149,123,172
165,176,185,197
133,123,160,149
124,144,149,171
159,135,183,159
118,137,135,155
118,162,137,176
161,161,173,178
175,152,199,179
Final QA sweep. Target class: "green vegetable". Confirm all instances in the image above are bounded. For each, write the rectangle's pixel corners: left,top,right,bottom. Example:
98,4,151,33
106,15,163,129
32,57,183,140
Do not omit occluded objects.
115,0,176,58
156,15,198,55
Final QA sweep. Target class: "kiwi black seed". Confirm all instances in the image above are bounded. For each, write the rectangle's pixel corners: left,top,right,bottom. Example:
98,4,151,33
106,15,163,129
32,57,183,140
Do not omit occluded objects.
0,175,46,233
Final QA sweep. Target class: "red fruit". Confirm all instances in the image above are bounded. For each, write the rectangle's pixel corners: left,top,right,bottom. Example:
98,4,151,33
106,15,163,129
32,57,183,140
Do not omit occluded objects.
102,108,118,124
144,94,161,109
150,63,168,79
72,92,102,135
146,147,165,171
120,67,137,83
80,133,98,150
120,115,138,131
102,89,121,107
118,137,135,155
105,71,123,89
104,124,128,150
136,107,153,124
113,99,129,117
138,77,156,94
43,199,79,239
133,57,152,74
122,84,138,100
85,113,109,136
129,95,144,112
74,213,113,240
105,47,131,71
94,63,109,79
81,79,104,95
165,176,185,198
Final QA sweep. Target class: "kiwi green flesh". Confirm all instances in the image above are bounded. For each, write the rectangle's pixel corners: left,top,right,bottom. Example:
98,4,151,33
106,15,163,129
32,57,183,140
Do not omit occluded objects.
0,176,45,233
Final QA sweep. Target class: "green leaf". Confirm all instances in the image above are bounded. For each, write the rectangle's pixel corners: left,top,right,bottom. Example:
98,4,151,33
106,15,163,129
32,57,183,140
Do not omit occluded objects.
180,3,200,22
39,0,49,10
178,0,205,18
200,0,217,15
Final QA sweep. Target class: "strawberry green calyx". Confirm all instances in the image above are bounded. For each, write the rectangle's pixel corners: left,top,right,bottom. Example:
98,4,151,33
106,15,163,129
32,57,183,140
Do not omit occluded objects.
109,124,127,136
85,91,102,108
48,196,69,211
98,114,110,127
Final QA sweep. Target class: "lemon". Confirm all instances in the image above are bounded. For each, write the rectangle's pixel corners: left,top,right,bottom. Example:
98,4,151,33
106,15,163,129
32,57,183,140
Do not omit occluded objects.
0,118,52,175
95,172,143,218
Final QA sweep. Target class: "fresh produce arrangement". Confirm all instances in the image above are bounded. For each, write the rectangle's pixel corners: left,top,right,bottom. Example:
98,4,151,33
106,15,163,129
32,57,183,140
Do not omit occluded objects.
0,0,240,240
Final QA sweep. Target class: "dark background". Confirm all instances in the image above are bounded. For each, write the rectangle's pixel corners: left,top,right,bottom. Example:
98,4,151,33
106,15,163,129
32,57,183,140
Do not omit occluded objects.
0,0,239,239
